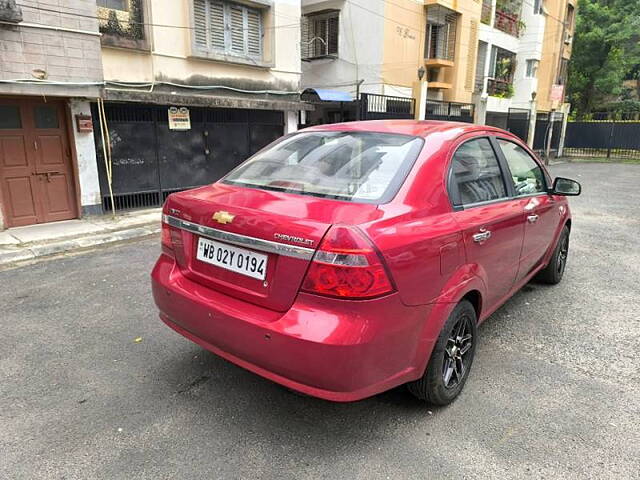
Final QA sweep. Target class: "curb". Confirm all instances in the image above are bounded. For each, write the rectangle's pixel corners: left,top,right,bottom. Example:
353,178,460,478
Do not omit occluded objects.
0,225,160,268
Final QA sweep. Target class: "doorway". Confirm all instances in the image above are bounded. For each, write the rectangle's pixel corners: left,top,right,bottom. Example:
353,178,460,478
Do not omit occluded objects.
0,98,78,228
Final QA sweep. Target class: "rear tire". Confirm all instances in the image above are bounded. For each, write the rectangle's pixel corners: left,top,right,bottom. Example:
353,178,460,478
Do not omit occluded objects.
535,226,570,285
407,300,477,406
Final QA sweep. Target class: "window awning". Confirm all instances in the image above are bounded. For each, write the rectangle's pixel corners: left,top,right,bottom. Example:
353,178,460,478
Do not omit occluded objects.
302,88,354,102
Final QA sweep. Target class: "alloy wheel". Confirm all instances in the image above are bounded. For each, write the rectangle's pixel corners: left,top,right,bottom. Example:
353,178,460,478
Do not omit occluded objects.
557,235,569,275
442,314,473,389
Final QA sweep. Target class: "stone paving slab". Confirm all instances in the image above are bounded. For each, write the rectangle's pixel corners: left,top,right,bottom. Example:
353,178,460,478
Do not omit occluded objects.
0,209,161,268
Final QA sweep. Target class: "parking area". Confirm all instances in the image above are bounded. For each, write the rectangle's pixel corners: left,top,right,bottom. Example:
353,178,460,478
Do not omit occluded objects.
1,162,638,479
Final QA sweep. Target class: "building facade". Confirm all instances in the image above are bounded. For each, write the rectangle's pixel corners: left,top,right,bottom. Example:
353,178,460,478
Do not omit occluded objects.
0,0,307,230
300,0,575,139
0,0,103,230
93,0,307,213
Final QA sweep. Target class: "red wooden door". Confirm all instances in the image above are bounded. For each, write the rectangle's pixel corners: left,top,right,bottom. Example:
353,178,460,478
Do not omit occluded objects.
0,99,78,227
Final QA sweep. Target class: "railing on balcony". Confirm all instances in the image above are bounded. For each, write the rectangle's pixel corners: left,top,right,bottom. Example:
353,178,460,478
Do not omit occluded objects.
494,0,524,37
481,0,492,25
425,5,458,62
494,8,521,36
487,79,514,98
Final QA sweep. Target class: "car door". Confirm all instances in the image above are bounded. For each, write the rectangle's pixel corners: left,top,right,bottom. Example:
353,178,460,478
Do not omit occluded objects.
448,136,525,311
494,138,560,281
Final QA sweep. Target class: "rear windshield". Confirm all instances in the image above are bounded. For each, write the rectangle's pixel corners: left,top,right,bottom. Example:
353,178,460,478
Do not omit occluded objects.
222,131,424,203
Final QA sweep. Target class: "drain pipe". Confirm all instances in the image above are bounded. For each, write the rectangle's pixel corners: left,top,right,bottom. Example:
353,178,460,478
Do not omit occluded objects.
97,98,116,217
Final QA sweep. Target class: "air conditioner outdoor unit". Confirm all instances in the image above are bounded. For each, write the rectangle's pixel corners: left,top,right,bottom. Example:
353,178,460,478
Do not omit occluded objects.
564,31,573,45
0,0,23,23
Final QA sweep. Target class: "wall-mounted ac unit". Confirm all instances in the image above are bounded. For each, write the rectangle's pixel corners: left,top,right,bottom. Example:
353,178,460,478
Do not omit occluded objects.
0,0,23,23
564,31,573,45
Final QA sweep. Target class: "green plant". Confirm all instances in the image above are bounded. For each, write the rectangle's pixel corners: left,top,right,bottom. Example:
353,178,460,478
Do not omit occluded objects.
494,84,515,99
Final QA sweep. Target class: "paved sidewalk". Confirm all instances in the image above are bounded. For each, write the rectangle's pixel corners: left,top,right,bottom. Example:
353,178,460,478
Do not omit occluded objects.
0,209,161,268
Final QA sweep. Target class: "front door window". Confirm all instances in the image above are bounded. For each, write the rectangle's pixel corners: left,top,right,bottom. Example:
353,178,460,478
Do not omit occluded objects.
497,139,546,196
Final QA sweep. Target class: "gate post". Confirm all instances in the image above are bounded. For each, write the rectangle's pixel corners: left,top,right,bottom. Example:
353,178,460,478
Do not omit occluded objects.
558,103,570,157
607,119,615,159
545,110,556,164
412,80,428,120
527,99,537,148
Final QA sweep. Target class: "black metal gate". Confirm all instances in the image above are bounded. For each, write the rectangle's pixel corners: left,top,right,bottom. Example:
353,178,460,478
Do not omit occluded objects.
425,100,474,123
533,111,563,154
359,93,414,120
564,120,640,159
506,108,530,142
486,111,508,130
93,103,283,211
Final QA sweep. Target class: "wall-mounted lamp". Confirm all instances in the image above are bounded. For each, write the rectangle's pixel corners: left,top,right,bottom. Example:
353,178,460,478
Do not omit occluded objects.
418,66,426,81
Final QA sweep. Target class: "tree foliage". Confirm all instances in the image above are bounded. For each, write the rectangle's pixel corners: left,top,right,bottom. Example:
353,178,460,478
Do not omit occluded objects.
568,0,640,117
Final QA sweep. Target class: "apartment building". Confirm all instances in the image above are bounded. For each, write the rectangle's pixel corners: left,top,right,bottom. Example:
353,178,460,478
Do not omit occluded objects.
300,0,575,141
0,0,103,230
475,0,576,139
93,0,307,213
300,0,479,112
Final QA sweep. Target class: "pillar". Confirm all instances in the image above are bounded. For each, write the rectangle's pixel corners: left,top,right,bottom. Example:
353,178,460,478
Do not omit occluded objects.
412,81,428,120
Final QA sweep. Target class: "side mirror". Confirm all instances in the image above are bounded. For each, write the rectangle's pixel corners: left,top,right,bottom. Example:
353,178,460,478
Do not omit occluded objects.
552,177,581,196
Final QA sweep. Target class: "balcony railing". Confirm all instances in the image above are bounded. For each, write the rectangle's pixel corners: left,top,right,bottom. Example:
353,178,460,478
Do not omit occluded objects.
481,0,492,25
487,79,514,98
494,8,521,37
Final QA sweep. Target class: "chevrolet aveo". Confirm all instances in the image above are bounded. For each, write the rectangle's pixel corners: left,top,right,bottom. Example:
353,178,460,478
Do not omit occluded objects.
152,120,581,405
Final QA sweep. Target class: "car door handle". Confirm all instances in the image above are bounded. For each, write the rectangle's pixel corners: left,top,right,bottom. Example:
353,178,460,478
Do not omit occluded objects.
472,230,492,243
527,214,539,224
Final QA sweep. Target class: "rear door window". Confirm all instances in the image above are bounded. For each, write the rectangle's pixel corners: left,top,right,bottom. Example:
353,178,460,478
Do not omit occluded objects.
223,131,424,203
449,138,508,207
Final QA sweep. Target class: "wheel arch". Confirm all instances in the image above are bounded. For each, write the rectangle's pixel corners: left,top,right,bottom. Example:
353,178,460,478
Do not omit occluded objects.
409,275,486,378
565,218,572,231
461,289,483,322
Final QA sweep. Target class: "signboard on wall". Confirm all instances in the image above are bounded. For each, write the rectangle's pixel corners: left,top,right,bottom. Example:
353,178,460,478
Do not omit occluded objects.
168,107,191,130
550,84,565,103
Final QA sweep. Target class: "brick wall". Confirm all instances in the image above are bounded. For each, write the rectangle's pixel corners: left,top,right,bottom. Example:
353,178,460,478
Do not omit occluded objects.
0,1,103,88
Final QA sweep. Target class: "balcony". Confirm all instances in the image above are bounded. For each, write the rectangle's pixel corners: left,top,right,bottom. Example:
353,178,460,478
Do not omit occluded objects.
424,4,457,90
481,0,492,25
487,79,514,98
494,0,523,37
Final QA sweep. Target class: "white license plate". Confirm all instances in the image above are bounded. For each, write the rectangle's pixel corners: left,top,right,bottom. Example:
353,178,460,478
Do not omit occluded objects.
196,237,268,280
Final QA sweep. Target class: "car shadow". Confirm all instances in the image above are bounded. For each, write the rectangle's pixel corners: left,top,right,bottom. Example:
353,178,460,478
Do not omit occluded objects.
149,339,442,455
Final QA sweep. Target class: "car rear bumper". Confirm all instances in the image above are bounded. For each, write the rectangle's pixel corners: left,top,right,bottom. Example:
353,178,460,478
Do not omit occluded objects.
151,254,430,402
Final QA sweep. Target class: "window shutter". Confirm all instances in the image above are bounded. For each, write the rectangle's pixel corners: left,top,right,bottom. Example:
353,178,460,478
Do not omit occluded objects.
193,0,207,48
301,15,310,59
246,8,261,57
229,5,245,54
327,15,338,55
209,1,225,50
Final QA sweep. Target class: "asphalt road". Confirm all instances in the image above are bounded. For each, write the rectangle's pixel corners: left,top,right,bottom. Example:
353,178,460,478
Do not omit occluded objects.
1,162,638,480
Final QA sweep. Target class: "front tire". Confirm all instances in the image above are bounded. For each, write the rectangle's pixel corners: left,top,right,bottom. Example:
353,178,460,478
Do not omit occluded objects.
407,300,477,406
535,226,570,285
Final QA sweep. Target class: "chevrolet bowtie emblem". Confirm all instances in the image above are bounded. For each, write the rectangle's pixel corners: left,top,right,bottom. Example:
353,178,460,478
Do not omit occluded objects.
212,211,235,225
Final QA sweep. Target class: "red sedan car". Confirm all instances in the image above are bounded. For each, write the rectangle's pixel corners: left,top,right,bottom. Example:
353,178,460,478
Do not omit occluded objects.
152,120,581,405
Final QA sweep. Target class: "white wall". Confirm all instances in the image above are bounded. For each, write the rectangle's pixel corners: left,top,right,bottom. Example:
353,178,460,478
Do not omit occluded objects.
301,0,385,97
69,100,101,214
477,0,546,113
512,3,546,108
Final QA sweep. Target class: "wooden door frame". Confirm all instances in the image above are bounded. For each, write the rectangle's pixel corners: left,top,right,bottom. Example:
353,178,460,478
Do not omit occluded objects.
0,96,82,229
63,101,83,220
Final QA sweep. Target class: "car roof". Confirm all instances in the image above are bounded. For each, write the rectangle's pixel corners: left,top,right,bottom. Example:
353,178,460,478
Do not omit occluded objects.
301,120,514,142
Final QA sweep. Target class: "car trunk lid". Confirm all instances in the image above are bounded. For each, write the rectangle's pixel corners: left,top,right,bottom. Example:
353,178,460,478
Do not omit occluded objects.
164,183,381,312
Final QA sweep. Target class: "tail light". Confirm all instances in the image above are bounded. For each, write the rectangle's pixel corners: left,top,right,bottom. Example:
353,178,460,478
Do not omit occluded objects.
161,215,177,257
302,225,394,299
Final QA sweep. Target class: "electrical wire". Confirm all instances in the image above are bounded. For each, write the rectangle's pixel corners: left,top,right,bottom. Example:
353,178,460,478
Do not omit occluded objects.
0,78,300,95
16,3,301,32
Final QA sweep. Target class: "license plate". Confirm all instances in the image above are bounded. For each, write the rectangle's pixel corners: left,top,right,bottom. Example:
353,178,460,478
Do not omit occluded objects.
196,237,267,280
